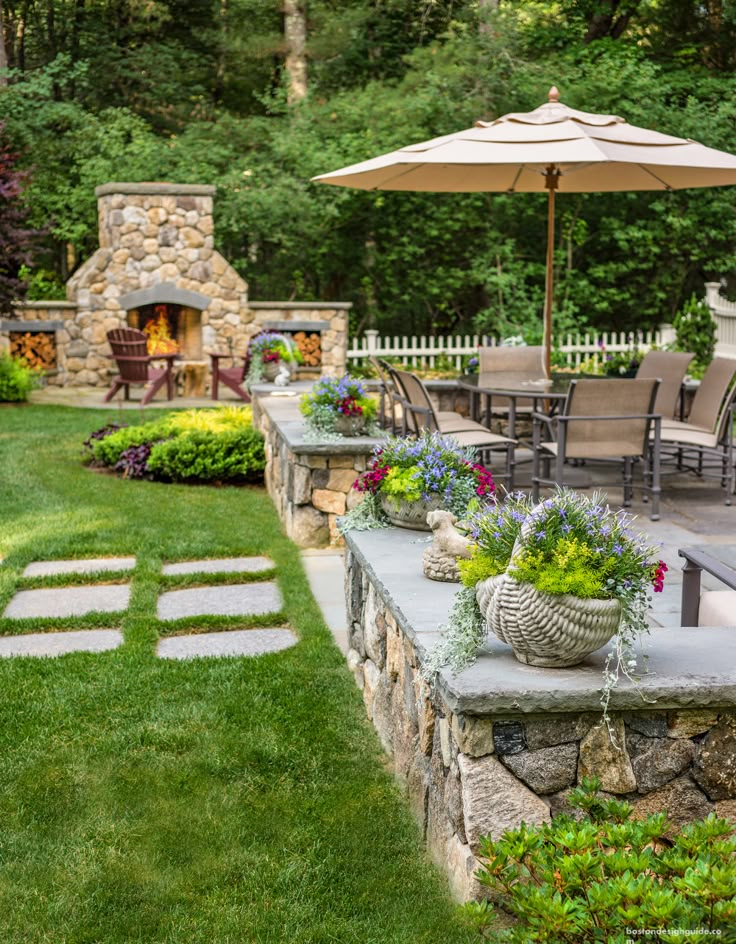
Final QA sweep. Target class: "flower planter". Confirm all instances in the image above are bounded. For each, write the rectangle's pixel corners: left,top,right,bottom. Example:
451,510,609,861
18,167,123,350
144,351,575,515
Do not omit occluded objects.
476,573,621,668
379,493,446,531
334,414,365,436
262,360,288,382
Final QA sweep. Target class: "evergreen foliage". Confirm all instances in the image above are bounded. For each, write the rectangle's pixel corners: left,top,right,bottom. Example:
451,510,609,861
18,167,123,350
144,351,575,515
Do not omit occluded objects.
0,349,41,400
463,777,736,942
2,2,736,336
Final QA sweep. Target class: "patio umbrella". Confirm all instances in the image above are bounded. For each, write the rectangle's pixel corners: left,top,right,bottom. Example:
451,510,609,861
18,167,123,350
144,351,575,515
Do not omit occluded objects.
313,87,736,377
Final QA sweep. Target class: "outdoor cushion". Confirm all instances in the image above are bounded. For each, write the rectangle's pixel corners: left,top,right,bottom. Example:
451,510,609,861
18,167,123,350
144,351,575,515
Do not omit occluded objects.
698,590,736,626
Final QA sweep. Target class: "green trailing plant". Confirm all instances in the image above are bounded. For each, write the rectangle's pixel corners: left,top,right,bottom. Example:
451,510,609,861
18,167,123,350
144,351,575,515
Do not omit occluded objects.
0,350,42,401
299,373,378,438
462,777,736,943
84,407,264,484
673,294,717,371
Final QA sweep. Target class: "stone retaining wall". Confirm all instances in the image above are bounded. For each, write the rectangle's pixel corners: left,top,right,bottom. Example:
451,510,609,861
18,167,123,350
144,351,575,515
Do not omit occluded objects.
344,527,736,901
254,387,380,547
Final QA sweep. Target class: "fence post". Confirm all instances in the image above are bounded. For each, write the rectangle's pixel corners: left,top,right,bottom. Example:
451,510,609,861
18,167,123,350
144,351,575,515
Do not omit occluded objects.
364,329,379,361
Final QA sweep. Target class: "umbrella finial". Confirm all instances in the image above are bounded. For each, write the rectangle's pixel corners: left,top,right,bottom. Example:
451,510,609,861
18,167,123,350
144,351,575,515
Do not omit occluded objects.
548,86,560,103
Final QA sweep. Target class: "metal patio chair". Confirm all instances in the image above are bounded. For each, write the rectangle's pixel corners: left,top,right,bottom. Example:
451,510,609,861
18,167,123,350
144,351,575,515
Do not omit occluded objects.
532,376,662,519
476,345,547,426
388,365,517,488
679,547,736,626
369,357,403,433
656,356,736,505
104,328,177,406
635,350,694,419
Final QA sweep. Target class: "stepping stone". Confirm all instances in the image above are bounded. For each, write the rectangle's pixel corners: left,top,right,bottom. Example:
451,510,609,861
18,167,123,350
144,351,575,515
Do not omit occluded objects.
162,557,275,576
3,585,131,619
0,630,123,657
23,557,136,577
157,628,297,660
157,582,283,620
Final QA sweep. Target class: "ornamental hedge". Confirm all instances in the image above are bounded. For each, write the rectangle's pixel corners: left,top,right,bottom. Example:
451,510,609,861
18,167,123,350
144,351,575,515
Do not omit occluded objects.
83,407,265,485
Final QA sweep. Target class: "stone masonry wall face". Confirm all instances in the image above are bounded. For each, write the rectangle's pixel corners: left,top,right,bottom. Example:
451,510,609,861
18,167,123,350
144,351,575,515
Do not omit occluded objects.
61,189,250,386
260,409,367,548
345,548,736,902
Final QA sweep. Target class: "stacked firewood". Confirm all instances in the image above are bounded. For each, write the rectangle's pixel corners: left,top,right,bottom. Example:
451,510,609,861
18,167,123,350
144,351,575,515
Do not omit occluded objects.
9,332,56,369
292,331,321,367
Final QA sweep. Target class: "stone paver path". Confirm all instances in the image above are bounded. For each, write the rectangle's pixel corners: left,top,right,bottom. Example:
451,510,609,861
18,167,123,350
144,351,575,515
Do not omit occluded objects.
0,630,123,657
162,557,274,576
1,557,296,660
3,585,131,619
157,628,297,660
157,582,283,620
23,557,136,577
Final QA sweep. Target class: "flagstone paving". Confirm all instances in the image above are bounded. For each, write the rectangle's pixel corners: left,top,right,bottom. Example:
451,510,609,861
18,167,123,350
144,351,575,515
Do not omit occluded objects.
156,582,283,620
0,630,123,657
22,557,136,577
161,556,275,576
3,585,131,619
156,628,298,659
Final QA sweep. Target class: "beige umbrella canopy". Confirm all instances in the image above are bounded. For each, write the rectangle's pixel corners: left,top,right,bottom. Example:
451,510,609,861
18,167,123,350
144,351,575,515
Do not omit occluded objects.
313,87,736,377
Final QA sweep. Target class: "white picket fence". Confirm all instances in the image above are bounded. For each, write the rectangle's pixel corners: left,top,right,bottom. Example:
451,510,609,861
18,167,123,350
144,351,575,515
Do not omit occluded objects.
347,327,671,371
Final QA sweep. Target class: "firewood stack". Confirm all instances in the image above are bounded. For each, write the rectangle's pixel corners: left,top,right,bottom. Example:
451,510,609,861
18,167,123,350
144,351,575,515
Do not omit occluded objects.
9,332,57,370
291,331,322,367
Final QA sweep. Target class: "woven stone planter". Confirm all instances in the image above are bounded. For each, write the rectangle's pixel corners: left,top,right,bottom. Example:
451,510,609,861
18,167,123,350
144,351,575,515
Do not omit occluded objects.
379,493,446,531
476,573,622,668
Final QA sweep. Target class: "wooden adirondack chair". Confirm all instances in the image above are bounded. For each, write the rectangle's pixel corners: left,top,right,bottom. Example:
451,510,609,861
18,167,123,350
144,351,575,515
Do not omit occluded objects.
209,352,251,402
104,328,177,406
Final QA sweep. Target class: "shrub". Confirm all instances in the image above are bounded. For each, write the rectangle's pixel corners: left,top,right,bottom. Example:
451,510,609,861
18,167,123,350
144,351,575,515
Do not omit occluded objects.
673,293,717,370
463,777,736,942
91,421,170,467
146,428,265,483
84,407,264,484
0,350,41,401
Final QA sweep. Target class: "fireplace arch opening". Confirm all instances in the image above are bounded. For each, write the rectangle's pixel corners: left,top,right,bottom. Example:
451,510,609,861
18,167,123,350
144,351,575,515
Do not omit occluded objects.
128,303,202,360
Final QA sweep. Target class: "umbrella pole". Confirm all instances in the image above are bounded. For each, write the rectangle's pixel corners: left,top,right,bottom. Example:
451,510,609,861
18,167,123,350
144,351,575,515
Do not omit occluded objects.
543,166,560,379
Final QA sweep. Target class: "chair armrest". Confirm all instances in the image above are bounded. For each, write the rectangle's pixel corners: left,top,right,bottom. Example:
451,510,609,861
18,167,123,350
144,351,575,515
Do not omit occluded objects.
679,547,736,626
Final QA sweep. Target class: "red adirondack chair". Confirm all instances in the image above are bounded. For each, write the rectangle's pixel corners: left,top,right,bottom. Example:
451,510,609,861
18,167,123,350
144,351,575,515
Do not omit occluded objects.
209,352,251,402
104,328,177,406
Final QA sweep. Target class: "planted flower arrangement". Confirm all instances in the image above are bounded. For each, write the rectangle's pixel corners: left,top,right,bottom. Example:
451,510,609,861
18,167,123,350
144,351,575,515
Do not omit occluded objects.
340,430,495,532
300,374,378,438
245,331,303,385
428,488,666,715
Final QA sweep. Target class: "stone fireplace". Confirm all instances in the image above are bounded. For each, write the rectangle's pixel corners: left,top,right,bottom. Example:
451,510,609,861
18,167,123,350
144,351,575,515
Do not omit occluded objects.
1,181,351,389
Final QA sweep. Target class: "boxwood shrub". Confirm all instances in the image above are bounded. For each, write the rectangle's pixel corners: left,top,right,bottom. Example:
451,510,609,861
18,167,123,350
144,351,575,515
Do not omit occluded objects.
84,407,265,484
0,350,41,401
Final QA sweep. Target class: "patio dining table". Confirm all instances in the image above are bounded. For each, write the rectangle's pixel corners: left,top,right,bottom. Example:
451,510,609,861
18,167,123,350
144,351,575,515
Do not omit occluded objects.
457,372,573,442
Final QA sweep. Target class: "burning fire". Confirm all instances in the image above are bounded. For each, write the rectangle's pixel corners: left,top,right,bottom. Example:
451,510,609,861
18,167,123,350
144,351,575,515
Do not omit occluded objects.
143,305,180,356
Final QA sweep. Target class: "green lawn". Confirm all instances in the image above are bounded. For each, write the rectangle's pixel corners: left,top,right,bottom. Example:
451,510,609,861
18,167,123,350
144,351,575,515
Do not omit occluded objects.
0,405,473,944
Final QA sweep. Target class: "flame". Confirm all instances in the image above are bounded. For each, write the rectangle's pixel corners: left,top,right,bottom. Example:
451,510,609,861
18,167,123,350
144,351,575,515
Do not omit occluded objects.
143,305,179,355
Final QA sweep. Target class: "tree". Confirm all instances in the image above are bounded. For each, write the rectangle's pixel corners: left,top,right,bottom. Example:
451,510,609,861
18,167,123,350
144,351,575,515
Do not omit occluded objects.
0,121,40,314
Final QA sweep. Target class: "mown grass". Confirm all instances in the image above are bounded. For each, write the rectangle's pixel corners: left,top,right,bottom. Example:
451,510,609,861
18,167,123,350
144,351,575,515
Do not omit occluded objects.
0,404,473,944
